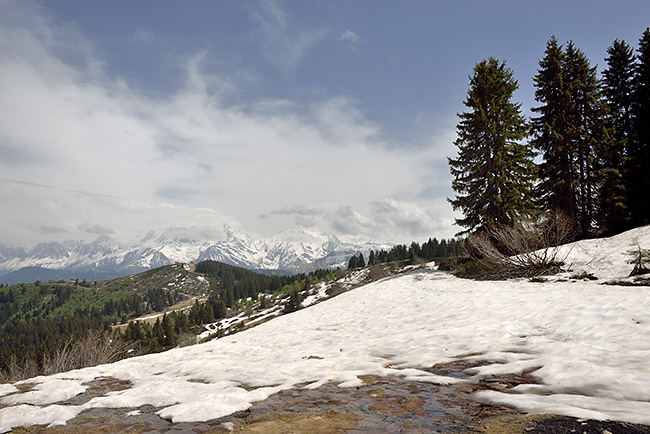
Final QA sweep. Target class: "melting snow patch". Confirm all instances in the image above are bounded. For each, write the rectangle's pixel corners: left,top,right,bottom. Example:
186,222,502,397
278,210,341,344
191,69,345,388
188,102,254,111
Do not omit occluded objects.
0,384,18,398
2,378,88,406
342,268,370,285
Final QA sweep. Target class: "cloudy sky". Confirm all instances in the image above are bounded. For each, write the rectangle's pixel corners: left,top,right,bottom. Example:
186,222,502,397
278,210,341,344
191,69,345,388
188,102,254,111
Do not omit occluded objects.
1,0,649,248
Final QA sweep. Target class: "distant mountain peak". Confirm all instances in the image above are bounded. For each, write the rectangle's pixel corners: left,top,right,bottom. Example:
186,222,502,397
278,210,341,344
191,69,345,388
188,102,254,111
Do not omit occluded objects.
0,227,392,283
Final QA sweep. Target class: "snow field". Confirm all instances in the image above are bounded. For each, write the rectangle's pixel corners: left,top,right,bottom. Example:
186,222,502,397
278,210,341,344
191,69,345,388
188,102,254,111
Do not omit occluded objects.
1,227,650,432
553,225,650,280
195,278,330,342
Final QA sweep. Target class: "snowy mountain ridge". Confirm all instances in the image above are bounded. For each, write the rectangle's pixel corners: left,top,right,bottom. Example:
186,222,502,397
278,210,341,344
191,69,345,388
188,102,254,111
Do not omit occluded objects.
0,226,390,281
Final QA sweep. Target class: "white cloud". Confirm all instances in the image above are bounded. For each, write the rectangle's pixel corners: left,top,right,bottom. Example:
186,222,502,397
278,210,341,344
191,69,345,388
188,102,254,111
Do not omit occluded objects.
78,223,115,235
39,225,68,235
249,0,329,73
336,29,365,51
256,199,458,243
326,199,458,243
371,198,442,237
260,205,324,219
338,30,361,43
0,0,457,247
0,179,238,247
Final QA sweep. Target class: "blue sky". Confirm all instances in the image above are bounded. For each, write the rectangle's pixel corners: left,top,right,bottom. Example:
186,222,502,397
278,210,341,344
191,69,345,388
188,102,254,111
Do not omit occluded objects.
1,0,649,247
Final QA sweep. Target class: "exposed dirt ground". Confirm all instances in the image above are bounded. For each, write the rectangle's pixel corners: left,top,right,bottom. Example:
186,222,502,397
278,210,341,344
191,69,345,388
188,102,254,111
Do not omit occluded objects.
7,359,650,434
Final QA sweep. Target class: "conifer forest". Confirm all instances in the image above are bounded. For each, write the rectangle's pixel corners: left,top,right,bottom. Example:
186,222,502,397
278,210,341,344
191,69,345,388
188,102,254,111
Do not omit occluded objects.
449,29,650,238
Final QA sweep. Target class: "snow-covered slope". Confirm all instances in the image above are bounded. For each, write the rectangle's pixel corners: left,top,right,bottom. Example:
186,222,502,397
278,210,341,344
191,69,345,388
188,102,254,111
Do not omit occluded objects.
0,227,389,282
1,226,650,431
552,225,650,280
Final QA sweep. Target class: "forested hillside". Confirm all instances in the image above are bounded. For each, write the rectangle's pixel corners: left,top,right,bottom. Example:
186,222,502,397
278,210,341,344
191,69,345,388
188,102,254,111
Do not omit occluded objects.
0,261,342,382
0,264,207,380
1,232,459,383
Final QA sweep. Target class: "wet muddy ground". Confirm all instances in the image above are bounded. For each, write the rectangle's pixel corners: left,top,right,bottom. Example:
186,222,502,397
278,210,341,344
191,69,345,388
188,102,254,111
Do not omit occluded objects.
7,360,650,433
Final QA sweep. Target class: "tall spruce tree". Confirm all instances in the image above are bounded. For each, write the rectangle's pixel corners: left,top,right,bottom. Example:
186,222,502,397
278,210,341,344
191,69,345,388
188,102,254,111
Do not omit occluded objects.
600,39,635,234
629,28,650,226
603,39,636,153
448,58,536,234
565,42,615,236
533,38,616,237
531,37,576,223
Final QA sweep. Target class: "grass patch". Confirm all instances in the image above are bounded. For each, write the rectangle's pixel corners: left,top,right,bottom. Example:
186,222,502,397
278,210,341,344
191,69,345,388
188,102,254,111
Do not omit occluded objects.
234,411,361,434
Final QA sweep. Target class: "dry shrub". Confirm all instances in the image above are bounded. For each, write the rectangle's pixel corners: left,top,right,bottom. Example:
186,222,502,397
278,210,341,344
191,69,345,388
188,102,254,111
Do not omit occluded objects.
1,331,135,383
0,356,39,384
42,331,133,376
458,212,576,280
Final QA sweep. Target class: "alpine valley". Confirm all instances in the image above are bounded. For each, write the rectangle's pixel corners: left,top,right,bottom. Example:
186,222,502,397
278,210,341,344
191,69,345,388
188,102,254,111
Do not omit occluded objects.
0,226,390,284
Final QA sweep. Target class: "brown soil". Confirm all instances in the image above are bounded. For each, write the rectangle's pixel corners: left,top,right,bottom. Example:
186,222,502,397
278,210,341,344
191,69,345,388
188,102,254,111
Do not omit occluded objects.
6,360,650,434
8,360,650,434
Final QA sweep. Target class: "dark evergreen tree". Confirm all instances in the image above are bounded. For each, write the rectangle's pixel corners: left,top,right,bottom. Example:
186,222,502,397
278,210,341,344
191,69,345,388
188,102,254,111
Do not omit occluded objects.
604,39,636,152
448,57,536,233
534,38,620,237
152,318,164,349
162,314,176,347
284,289,302,313
629,28,650,225
564,42,615,236
259,294,269,309
224,287,235,308
410,242,421,259
176,312,190,334
600,38,636,233
595,167,628,235
532,37,576,222
211,299,227,319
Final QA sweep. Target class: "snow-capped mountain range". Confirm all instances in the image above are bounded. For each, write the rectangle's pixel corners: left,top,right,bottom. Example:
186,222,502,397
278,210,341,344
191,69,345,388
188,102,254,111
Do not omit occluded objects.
0,226,390,283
